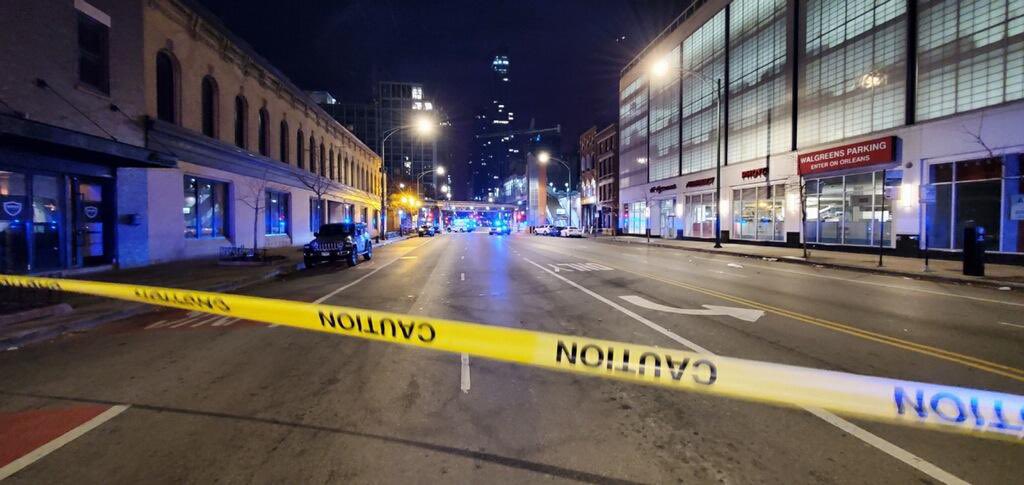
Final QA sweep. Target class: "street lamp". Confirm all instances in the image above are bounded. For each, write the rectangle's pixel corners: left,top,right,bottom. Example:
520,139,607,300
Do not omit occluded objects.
650,57,723,248
415,165,445,199
538,151,575,228
379,114,438,240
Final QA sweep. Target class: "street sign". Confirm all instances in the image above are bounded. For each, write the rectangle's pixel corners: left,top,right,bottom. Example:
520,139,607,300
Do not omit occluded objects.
1011,194,1024,221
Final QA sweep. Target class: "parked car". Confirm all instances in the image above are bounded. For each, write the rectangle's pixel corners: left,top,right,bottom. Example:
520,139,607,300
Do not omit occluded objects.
304,223,372,268
417,225,436,237
534,225,551,235
548,226,567,237
561,226,583,238
489,222,512,235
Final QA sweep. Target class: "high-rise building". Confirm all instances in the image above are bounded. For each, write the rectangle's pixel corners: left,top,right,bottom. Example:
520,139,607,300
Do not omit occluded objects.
378,82,440,199
469,51,516,200
317,95,379,153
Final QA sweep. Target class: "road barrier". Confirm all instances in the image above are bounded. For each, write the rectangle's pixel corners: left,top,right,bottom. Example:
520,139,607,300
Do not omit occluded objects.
1,274,1022,443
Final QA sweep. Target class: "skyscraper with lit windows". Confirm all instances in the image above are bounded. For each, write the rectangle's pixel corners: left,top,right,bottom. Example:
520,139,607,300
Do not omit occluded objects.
469,51,517,200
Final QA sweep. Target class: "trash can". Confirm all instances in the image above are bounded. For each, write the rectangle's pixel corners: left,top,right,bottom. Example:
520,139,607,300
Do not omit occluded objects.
962,223,986,277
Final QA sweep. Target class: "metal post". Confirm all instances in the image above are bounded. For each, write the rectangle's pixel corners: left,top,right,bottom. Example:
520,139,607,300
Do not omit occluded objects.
714,78,723,248
878,169,886,267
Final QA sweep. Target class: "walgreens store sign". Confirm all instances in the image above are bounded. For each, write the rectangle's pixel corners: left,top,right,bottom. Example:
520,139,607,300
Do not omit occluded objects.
798,136,898,176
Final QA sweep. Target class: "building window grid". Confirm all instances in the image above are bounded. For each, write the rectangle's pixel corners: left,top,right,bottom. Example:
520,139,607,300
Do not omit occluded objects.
799,0,908,148
681,11,726,176
917,0,1024,120
650,46,681,182
728,0,792,164
264,190,289,236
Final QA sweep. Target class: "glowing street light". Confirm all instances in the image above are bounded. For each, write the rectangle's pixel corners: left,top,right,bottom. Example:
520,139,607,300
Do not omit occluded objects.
537,151,575,227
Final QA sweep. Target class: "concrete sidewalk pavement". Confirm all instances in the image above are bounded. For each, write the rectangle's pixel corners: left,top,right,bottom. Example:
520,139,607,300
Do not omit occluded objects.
0,235,413,349
603,235,1024,289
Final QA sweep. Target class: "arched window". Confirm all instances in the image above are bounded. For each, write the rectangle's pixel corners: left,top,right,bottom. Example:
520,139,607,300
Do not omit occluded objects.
308,135,316,173
233,95,247,149
296,130,304,169
155,51,177,123
201,76,218,137
257,108,269,156
328,148,335,180
279,121,289,162
319,143,326,177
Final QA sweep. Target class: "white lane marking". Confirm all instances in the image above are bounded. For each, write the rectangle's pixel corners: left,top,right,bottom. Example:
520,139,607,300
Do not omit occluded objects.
998,321,1024,329
143,320,168,330
685,255,1024,308
190,315,220,328
460,353,471,393
314,240,432,304
400,256,417,260
168,314,205,328
523,257,967,485
210,317,237,327
727,263,744,269
804,408,969,485
620,295,765,323
548,263,568,272
460,272,465,281
0,405,130,481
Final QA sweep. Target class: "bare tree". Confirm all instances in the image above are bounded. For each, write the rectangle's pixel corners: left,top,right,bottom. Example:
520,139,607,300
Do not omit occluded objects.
238,169,270,254
962,114,995,159
295,170,332,231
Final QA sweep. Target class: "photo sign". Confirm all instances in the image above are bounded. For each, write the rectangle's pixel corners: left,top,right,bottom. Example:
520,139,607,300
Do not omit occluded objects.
798,136,898,176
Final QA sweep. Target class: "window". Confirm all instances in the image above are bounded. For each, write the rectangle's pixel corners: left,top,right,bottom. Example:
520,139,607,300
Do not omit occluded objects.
201,76,218,137
618,76,648,189
649,45,680,182
681,10,725,175
917,0,1024,120
234,96,247,149
799,0,907,147
183,176,227,239
309,197,323,232
329,149,335,180
265,190,289,235
728,0,791,164
319,143,326,177
77,8,109,94
156,51,177,123
927,156,1020,253
279,121,289,162
296,130,304,169
732,185,786,241
257,109,269,156
804,170,900,246
309,135,316,173
685,193,717,238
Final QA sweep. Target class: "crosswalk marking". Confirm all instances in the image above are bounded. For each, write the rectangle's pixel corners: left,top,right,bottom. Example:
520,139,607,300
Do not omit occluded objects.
144,313,240,330
547,262,614,273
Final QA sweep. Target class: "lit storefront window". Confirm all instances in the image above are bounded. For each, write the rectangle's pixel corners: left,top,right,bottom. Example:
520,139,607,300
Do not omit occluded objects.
685,193,716,239
732,184,785,242
183,176,227,239
265,190,289,235
804,171,901,247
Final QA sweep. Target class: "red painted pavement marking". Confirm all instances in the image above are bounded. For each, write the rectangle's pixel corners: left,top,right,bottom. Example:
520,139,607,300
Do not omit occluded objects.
0,405,109,468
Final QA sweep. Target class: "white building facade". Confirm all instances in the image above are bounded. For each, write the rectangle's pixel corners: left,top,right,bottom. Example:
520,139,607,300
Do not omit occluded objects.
619,0,1024,261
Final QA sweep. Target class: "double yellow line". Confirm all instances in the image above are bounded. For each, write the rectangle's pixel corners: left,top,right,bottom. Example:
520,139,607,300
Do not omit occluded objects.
530,242,1024,383
625,268,1024,383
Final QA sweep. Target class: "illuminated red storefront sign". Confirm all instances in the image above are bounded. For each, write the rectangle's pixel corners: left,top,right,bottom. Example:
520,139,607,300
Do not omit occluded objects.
798,136,898,176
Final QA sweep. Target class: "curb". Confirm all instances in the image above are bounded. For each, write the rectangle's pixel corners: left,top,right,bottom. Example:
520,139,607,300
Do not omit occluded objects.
1,260,299,350
598,237,1024,290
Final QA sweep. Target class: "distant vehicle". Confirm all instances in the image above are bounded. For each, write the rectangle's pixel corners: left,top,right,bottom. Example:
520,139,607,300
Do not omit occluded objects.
561,226,583,238
452,218,477,233
548,226,567,237
489,222,511,235
534,225,551,235
303,222,372,268
417,225,436,237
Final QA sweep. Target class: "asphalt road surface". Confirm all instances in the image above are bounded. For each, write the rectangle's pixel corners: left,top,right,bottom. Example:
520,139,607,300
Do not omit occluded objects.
1,231,1022,483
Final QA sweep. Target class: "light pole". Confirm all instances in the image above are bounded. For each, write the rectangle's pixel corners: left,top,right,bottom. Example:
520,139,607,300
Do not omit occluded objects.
538,152,574,228
651,58,723,248
378,115,436,241
415,165,445,199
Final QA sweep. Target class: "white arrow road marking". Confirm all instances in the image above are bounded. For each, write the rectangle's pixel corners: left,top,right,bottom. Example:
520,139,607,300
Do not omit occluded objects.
619,295,765,323
460,353,471,393
998,321,1024,329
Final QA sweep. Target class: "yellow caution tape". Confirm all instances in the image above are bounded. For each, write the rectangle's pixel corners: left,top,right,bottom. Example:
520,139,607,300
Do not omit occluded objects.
2,274,1022,442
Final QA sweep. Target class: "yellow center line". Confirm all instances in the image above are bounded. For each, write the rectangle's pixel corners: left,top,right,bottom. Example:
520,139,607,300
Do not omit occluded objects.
529,241,1024,383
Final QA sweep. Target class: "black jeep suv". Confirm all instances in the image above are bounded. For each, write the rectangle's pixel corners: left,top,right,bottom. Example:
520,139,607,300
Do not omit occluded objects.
303,222,372,268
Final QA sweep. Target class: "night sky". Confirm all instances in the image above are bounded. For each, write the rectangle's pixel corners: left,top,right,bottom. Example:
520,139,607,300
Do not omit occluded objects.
197,0,690,198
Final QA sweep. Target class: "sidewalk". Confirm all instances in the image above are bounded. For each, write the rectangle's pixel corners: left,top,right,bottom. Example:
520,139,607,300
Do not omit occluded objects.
1,235,412,349
602,235,1024,289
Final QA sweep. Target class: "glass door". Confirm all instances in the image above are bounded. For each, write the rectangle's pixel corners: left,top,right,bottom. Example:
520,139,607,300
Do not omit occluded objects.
72,178,111,267
659,198,675,238
0,171,29,273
